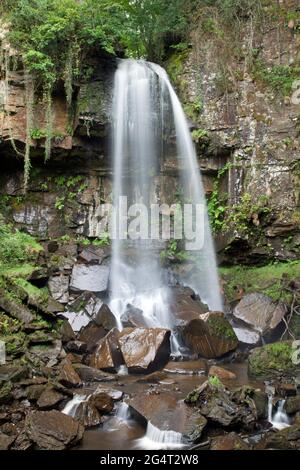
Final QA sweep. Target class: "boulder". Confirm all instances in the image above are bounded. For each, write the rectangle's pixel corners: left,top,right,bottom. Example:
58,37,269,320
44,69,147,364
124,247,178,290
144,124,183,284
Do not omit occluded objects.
90,328,124,372
260,424,300,450
0,288,34,323
285,396,300,415
233,293,286,340
0,382,12,405
233,327,261,348
73,364,116,383
127,392,207,443
183,312,238,359
185,380,256,429
118,328,171,373
170,286,208,326
64,293,115,333
0,365,28,383
78,322,107,352
66,340,87,354
26,410,84,450
48,275,70,304
90,392,114,414
29,339,63,367
37,387,66,410
59,319,76,343
70,398,103,428
70,264,109,293
248,341,300,378
210,432,250,450
208,366,236,381
59,360,81,388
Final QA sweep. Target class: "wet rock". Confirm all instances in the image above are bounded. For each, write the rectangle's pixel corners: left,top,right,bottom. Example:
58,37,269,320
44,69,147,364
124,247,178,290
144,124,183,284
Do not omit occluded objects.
78,246,107,265
73,364,116,383
164,360,206,376
59,359,81,388
0,431,15,450
127,392,207,442
78,322,106,352
26,410,84,450
275,382,297,397
94,303,117,330
70,397,103,428
118,328,171,374
120,305,147,328
93,385,123,401
170,286,208,325
48,275,70,304
90,392,114,414
70,264,109,293
28,331,56,345
233,293,286,340
248,341,299,378
232,386,268,420
183,312,238,359
261,425,300,450
185,380,256,429
210,432,250,450
208,366,236,381
37,387,66,410
285,396,300,415
233,327,261,348
90,328,124,371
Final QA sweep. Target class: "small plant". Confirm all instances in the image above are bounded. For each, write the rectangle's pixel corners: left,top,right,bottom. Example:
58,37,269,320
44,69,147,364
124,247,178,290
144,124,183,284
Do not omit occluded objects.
30,128,46,140
54,197,65,211
208,375,223,388
92,233,110,247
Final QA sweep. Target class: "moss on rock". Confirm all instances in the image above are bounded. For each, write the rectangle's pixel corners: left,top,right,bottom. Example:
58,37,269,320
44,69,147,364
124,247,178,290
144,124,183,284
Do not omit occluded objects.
248,341,299,378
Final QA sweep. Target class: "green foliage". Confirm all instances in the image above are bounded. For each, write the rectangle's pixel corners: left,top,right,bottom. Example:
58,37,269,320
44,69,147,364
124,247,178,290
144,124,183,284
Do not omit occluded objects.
208,375,223,388
252,60,300,96
0,222,42,269
220,261,300,304
160,240,190,263
54,196,65,211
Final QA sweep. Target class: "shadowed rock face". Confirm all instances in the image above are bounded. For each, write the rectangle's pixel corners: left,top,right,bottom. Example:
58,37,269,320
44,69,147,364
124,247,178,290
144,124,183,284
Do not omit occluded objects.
26,410,84,450
183,312,238,359
233,293,286,340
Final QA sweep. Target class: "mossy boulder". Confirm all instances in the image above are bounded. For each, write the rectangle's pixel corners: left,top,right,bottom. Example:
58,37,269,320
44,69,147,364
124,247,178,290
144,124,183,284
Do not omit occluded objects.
0,381,12,405
0,332,28,358
182,312,238,359
248,341,300,378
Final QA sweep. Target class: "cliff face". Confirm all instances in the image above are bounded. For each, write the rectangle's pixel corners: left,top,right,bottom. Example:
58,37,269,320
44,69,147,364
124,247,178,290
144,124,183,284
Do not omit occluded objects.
0,3,300,265
165,0,300,264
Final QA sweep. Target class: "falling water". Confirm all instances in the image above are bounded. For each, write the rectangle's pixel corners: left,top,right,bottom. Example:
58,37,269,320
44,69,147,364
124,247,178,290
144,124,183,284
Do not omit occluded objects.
267,394,290,430
109,59,222,334
135,422,185,450
62,394,88,417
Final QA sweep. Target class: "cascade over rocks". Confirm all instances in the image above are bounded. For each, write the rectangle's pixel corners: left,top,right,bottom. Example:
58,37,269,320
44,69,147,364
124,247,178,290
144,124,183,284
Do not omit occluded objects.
182,312,238,359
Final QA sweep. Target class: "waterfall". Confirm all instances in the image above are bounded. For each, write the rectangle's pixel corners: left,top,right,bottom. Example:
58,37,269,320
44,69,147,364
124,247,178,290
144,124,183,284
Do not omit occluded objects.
267,394,290,430
62,394,88,417
135,422,184,450
109,59,222,334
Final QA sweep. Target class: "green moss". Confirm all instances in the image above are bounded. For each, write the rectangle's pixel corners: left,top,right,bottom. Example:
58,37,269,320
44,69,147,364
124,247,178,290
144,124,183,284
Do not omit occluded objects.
0,312,21,335
220,261,300,304
0,382,12,405
248,341,297,378
0,332,27,357
13,279,49,305
208,375,223,388
207,315,237,341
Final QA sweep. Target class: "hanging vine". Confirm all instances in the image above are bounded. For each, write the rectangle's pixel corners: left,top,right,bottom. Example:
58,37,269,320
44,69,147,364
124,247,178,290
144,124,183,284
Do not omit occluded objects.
24,69,35,193
44,84,53,162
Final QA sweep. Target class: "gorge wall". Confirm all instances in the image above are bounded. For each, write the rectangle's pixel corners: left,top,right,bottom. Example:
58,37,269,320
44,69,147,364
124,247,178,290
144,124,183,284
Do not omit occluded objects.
0,0,300,266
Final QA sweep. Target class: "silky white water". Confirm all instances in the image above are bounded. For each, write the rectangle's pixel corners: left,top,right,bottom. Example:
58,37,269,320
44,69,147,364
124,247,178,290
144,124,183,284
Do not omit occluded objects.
135,422,185,450
268,395,290,430
62,394,88,417
109,59,222,335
